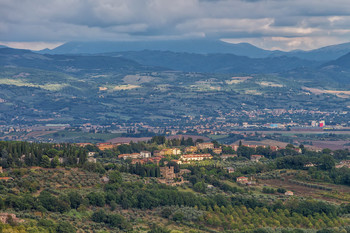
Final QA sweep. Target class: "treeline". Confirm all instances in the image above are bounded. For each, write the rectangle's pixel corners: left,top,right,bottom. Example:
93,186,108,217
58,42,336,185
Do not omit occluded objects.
200,204,344,230
117,160,180,178
0,141,88,168
150,135,202,146
275,154,350,186
97,136,201,157
1,169,349,232
289,179,332,191
237,144,350,160
121,163,161,177
187,166,243,194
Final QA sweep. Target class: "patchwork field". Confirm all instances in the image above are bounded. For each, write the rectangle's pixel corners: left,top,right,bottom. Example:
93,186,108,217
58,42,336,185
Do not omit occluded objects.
0,78,68,90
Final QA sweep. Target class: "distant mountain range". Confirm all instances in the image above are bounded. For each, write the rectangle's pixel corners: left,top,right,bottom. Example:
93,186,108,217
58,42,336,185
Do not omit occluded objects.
0,47,319,74
38,40,273,58
1,45,350,75
30,39,350,62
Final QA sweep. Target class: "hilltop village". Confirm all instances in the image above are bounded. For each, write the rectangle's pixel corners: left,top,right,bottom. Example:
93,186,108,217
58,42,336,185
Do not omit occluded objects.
1,135,350,232
73,137,347,188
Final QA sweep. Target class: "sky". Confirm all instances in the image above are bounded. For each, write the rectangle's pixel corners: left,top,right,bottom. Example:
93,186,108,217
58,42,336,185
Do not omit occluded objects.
1,0,350,51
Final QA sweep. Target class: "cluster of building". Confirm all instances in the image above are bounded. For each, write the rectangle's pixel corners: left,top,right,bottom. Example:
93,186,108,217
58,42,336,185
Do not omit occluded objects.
114,142,271,165
114,142,218,165
118,151,152,160
311,120,326,128
158,166,191,186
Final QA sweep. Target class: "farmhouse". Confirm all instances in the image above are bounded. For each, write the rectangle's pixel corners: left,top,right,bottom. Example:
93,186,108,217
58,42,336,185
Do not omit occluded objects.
88,152,96,157
87,157,97,163
231,145,239,151
196,142,214,150
76,143,93,147
212,148,222,154
140,151,151,158
236,176,249,184
118,153,141,160
131,156,164,165
96,142,116,150
160,166,176,179
225,167,235,173
250,154,263,162
153,148,180,156
304,163,316,168
180,154,213,161
185,146,198,153
285,191,294,196
0,177,13,181
221,154,237,160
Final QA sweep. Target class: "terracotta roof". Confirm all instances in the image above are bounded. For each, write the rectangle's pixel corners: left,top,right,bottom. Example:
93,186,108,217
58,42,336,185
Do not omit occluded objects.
0,177,12,180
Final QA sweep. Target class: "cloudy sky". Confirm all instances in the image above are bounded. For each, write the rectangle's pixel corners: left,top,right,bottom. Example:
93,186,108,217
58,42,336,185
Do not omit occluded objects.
1,0,350,51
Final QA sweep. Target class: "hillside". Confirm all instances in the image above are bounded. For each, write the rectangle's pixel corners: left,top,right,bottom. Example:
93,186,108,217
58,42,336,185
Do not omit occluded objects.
112,50,320,73
271,42,350,61
323,52,350,70
1,139,350,232
0,47,350,128
0,48,152,74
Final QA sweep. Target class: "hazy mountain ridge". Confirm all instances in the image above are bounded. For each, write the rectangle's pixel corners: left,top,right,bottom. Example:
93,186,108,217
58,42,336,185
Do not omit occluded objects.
39,40,274,58
0,47,321,74
108,50,321,73
31,40,350,62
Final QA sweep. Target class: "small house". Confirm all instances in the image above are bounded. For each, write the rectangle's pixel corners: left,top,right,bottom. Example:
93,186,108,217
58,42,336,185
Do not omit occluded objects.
236,176,249,184
212,148,222,155
196,142,214,150
221,154,237,160
285,191,294,196
225,167,235,173
140,151,151,158
250,155,263,162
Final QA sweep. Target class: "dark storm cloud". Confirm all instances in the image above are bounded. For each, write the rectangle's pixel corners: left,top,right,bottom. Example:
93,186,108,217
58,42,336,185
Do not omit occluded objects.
1,0,350,50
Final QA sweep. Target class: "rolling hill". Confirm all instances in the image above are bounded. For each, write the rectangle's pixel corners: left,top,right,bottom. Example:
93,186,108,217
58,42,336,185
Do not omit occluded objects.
110,50,320,73
0,47,350,127
323,52,350,70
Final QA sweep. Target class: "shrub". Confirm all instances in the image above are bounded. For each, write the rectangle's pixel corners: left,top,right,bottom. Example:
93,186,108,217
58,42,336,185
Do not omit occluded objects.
56,221,76,233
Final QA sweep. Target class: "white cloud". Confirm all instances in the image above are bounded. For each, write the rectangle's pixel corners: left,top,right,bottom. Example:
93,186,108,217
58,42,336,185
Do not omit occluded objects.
1,0,350,50
0,41,63,50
